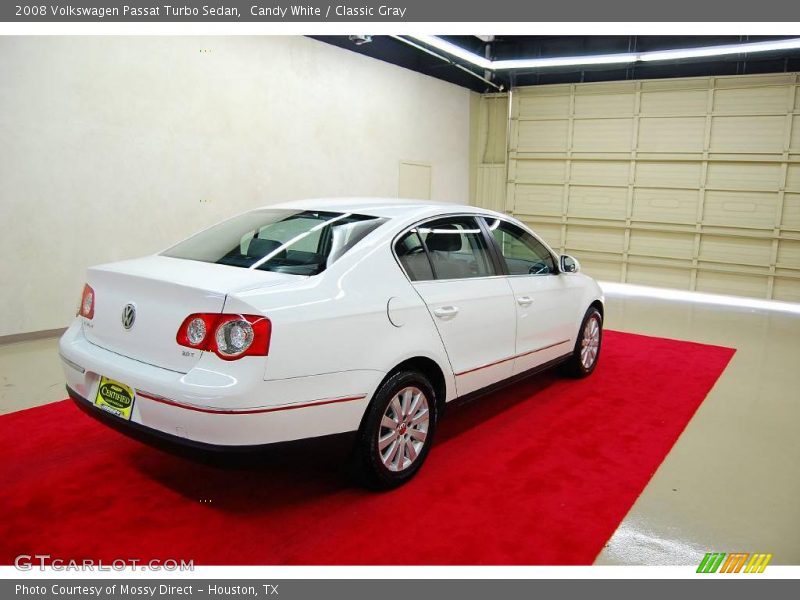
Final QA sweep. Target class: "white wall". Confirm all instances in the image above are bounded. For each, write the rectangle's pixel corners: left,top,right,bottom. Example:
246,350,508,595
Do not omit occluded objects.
0,36,470,337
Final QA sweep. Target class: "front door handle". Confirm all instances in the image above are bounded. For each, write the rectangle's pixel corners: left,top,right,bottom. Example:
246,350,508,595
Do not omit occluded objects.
433,306,459,320
517,296,534,307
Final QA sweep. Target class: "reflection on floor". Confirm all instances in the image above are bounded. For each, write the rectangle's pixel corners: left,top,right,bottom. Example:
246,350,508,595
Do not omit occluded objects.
0,283,798,565
596,284,800,566
0,336,64,415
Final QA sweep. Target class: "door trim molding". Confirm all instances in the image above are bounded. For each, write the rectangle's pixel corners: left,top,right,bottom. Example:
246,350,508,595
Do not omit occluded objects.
454,338,571,377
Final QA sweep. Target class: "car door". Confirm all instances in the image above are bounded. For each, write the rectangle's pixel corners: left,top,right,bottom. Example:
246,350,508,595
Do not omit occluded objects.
483,217,577,375
395,215,517,397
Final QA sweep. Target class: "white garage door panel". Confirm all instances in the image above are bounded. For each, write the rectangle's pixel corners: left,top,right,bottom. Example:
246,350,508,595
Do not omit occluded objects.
627,264,693,289
702,190,779,229
696,271,769,298
773,277,800,302
574,92,635,117
529,222,563,250
572,119,633,152
514,184,563,215
566,225,625,254
488,73,800,301
640,88,708,115
778,239,800,267
568,186,628,220
635,161,702,188
516,120,569,151
571,160,629,186
628,230,695,260
576,257,623,281
699,235,773,266
515,159,566,184
706,162,783,191
792,121,800,151
783,193,800,230
632,188,699,224
710,116,786,153
786,165,800,191
518,93,571,118
713,86,789,113
638,117,706,152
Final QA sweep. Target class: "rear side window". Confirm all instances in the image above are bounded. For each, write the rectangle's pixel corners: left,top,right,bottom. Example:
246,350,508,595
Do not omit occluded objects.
395,216,497,281
396,230,434,281
163,209,386,276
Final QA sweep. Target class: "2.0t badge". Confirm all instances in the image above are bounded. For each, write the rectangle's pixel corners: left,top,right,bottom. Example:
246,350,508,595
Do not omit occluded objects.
121,303,136,330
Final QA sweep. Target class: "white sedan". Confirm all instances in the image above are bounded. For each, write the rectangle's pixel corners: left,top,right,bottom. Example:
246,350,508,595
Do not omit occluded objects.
60,199,604,488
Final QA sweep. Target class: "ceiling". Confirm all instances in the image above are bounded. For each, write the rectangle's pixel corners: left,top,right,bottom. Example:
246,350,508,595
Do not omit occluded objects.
311,35,800,92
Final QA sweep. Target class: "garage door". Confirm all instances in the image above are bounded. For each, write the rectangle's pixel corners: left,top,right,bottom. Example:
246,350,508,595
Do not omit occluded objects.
482,73,800,301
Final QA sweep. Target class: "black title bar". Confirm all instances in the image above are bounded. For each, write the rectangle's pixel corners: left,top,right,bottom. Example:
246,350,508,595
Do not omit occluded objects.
4,0,800,22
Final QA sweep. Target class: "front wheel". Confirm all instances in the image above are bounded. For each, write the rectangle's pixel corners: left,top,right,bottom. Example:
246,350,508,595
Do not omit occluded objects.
354,370,438,490
562,307,603,378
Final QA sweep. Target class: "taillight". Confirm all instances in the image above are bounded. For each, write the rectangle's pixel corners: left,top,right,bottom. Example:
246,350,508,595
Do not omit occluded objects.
176,313,271,360
177,314,217,348
78,284,95,319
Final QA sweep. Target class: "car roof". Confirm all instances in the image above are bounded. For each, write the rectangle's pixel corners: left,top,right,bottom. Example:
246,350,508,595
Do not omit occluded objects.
268,197,501,219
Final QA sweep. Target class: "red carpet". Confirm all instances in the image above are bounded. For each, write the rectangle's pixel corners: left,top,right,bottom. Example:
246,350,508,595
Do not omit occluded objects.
0,331,734,565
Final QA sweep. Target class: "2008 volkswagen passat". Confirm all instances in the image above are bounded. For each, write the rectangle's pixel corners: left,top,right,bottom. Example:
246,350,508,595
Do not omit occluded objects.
60,199,604,488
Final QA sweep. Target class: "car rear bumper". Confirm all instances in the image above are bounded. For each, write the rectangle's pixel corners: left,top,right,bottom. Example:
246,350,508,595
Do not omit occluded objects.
68,386,357,453
59,320,377,446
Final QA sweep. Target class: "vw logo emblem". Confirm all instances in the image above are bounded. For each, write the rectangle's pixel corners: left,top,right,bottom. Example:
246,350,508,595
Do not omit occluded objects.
121,304,136,330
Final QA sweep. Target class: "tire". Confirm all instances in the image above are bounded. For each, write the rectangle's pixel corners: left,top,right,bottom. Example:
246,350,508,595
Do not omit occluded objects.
562,306,603,378
354,370,438,490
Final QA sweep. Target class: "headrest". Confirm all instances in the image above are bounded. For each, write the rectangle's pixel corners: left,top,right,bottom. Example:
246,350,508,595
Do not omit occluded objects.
246,237,283,259
425,226,462,252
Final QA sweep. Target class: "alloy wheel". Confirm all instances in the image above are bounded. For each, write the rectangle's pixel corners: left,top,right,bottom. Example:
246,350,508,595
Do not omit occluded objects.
377,386,430,472
580,315,601,369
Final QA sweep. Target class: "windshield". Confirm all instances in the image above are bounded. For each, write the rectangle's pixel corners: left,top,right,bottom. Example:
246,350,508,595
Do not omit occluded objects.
162,209,387,276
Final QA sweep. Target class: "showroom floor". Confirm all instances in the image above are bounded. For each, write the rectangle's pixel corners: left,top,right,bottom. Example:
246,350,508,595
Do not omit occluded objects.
1,286,798,565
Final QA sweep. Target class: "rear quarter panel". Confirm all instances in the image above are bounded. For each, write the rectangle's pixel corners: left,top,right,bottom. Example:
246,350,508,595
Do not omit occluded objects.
226,235,457,401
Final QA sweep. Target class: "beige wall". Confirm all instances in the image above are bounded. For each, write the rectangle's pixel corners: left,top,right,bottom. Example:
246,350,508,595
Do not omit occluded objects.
473,74,800,302
0,36,470,337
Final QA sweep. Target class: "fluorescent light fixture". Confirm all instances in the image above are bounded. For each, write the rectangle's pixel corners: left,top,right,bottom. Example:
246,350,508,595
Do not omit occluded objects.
494,53,637,70
410,35,493,70
408,35,800,71
640,37,800,62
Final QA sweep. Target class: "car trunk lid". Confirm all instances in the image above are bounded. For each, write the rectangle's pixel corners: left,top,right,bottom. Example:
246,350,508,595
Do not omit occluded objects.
83,255,296,373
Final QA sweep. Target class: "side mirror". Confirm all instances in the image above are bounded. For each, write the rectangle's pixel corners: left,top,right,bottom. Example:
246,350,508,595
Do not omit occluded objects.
560,254,580,274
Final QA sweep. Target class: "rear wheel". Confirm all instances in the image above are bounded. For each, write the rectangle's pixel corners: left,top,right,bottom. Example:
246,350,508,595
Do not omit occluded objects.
354,370,437,490
563,307,603,378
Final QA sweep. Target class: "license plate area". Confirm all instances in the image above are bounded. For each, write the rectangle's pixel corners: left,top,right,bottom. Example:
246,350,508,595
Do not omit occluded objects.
94,376,136,421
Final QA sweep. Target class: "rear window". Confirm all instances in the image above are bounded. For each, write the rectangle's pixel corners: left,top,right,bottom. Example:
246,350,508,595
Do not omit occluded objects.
162,209,387,276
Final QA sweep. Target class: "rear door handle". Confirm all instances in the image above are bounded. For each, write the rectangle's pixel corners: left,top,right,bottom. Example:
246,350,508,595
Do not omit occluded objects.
433,306,459,320
517,296,534,307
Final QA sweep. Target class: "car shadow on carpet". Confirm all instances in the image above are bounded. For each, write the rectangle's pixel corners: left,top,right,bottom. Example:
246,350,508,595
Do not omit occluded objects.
122,370,563,511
